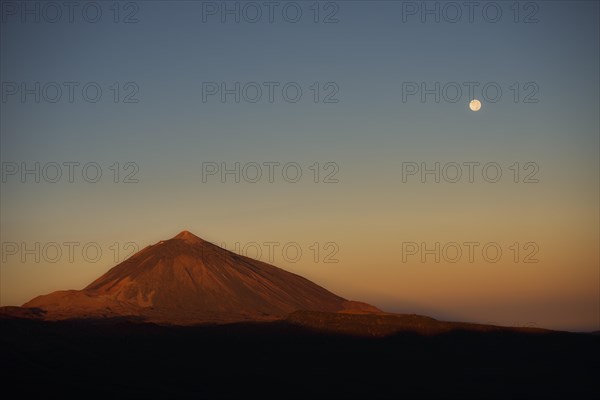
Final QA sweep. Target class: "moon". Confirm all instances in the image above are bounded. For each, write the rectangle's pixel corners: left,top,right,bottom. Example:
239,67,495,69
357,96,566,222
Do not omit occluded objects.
469,99,482,112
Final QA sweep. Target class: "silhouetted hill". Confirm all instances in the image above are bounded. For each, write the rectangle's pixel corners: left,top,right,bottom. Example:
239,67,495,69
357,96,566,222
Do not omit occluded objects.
1,317,598,398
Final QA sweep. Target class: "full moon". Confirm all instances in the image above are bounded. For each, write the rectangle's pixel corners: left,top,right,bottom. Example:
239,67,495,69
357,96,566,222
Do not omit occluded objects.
469,99,482,112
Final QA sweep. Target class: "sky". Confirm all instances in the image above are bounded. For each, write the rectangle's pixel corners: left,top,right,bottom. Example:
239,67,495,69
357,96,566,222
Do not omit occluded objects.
1,0,598,331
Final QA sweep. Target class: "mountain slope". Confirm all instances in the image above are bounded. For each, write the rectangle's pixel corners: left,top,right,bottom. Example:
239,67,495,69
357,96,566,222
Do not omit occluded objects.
23,231,379,323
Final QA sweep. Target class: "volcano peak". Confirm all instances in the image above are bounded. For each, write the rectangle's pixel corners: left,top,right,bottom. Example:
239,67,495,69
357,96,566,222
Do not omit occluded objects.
173,230,204,244
22,229,381,324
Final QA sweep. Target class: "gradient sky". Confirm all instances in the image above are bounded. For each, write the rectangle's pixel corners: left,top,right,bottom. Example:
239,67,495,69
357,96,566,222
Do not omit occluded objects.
1,0,598,331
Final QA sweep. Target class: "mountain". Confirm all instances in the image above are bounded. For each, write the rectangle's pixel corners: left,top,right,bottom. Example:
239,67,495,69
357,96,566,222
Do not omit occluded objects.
21,231,380,324
4,231,598,399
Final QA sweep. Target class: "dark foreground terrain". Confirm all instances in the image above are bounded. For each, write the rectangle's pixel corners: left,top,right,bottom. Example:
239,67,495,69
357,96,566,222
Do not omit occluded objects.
1,316,599,399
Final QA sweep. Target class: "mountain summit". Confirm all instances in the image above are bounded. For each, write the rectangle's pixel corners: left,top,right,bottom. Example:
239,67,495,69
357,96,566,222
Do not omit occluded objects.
173,230,205,244
23,231,379,324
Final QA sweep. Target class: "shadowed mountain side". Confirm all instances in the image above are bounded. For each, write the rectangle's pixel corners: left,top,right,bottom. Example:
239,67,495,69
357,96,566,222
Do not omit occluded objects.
0,306,47,320
286,310,552,337
1,317,598,398
21,231,380,323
